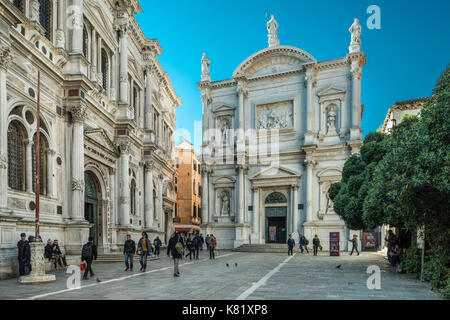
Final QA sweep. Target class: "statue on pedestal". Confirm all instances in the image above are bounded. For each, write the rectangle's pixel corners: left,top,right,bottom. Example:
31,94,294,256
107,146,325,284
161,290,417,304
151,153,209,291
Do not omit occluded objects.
267,14,280,47
327,110,337,134
221,192,230,216
349,18,362,53
201,52,211,81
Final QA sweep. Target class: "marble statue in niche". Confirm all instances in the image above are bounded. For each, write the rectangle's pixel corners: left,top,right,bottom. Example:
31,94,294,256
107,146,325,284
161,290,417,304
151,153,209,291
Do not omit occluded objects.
327,110,337,135
221,191,230,215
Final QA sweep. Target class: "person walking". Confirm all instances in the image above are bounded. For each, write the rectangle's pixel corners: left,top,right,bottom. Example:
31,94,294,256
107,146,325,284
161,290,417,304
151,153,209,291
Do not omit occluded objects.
193,234,201,259
81,237,97,280
287,234,295,256
299,234,309,254
209,234,217,259
123,234,136,271
205,234,211,252
17,233,31,276
137,232,152,272
312,234,320,256
167,232,184,277
153,236,162,257
185,234,193,260
349,234,360,256
199,233,204,251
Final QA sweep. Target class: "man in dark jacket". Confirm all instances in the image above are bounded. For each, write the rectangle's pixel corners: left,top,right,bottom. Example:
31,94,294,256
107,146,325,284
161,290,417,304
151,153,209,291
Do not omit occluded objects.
167,232,184,277
193,235,201,259
44,239,53,261
137,232,152,272
312,235,320,256
287,234,295,256
123,234,136,271
199,234,204,251
299,234,309,254
153,236,162,257
185,234,194,260
81,237,97,280
17,233,31,276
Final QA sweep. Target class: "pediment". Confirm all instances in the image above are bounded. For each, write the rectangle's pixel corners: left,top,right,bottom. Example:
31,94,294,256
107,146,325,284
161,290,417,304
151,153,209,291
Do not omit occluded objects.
233,46,316,78
213,176,236,184
317,86,346,98
84,129,118,156
317,167,342,180
213,104,236,113
250,165,301,180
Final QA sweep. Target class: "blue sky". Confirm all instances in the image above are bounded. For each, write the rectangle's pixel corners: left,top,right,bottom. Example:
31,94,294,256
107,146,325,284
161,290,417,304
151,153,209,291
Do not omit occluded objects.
136,0,450,152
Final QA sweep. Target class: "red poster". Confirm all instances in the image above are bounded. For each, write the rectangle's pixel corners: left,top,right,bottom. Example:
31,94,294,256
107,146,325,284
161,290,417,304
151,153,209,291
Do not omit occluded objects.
269,226,276,242
329,232,340,256
363,232,378,249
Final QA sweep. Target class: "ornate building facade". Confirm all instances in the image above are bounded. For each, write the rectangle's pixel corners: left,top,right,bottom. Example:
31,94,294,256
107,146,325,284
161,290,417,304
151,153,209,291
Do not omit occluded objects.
199,17,365,250
0,0,180,279
174,140,202,234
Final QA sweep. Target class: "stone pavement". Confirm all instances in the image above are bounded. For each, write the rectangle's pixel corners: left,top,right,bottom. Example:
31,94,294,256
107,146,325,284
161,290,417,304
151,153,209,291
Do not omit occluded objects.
0,249,440,300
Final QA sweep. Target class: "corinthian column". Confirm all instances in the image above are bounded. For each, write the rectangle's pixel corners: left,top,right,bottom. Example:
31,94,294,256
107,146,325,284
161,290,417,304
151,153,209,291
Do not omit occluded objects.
118,141,130,227
236,165,245,224
118,23,129,104
304,67,316,145
144,65,153,130
144,160,154,229
350,61,362,140
251,187,260,244
71,104,87,221
292,185,299,234
90,28,97,81
304,157,316,222
0,41,10,209
201,165,209,224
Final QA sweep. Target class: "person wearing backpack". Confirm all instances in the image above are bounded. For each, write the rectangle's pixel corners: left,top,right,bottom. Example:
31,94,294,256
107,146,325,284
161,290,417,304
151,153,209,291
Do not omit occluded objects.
209,234,217,259
153,236,162,257
81,237,97,280
167,232,184,277
299,234,309,254
205,234,211,252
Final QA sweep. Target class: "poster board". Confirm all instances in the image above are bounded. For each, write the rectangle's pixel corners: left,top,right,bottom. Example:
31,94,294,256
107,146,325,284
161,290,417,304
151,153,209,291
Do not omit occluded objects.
329,232,340,256
269,226,276,242
363,232,378,250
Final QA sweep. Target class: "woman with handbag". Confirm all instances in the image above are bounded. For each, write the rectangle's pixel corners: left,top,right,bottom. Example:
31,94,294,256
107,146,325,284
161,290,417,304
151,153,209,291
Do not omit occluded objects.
137,232,151,272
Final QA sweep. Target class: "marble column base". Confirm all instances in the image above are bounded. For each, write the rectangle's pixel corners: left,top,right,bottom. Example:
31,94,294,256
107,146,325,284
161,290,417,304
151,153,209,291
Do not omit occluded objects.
19,242,56,284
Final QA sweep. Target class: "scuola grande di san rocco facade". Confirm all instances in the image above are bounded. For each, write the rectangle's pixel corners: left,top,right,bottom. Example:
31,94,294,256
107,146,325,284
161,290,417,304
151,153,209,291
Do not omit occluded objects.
0,0,181,279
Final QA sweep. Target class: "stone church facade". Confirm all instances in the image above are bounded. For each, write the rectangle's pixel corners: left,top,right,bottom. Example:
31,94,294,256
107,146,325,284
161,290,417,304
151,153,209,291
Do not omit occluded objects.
199,17,366,250
0,0,180,279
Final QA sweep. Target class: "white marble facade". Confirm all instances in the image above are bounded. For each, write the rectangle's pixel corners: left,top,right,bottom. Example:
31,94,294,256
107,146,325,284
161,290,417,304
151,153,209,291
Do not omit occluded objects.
199,16,365,250
0,0,180,279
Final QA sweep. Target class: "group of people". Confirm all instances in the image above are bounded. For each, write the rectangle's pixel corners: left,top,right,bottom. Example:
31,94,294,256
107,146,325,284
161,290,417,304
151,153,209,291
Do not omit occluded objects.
166,232,217,277
122,232,163,273
45,239,68,269
287,234,323,256
385,229,408,273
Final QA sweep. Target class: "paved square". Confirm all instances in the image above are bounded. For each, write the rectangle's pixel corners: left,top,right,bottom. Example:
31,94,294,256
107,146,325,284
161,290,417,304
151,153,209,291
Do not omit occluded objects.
0,250,439,300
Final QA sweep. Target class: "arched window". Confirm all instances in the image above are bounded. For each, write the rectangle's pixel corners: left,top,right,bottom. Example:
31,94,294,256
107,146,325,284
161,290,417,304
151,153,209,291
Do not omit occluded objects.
32,133,48,195
39,0,52,40
82,27,88,58
13,0,24,12
265,192,287,204
130,179,136,215
101,48,108,90
7,121,26,191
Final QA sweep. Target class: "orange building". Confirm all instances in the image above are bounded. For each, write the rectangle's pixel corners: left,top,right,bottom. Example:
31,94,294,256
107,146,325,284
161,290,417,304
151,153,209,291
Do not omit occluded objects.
174,140,202,234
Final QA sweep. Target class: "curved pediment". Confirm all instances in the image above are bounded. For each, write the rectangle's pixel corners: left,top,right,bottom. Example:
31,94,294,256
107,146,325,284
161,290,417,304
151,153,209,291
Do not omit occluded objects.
233,46,316,78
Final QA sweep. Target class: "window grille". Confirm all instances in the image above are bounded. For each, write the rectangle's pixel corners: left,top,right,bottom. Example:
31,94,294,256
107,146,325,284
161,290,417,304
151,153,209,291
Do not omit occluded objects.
7,122,25,191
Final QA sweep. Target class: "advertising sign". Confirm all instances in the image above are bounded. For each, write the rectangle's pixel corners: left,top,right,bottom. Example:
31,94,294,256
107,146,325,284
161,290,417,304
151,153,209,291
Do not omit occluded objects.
269,226,276,242
363,232,378,250
329,232,340,256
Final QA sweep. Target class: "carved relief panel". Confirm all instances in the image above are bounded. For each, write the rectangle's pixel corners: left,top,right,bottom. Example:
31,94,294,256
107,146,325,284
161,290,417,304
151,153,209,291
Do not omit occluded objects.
256,100,293,130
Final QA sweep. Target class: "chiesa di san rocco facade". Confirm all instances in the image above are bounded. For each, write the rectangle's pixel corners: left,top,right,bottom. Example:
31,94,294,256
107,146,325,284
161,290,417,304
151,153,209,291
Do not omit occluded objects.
199,16,366,250
0,0,180,279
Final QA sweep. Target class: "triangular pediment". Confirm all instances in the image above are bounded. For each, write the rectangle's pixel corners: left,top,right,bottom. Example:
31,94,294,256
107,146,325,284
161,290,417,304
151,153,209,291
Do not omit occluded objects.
317,86,346,97
250,165,301,180
84,129,119,156
213,104,236,113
